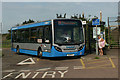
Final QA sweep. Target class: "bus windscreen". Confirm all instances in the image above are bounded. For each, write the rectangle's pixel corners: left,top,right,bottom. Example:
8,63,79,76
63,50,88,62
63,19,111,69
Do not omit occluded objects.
54,20,84,45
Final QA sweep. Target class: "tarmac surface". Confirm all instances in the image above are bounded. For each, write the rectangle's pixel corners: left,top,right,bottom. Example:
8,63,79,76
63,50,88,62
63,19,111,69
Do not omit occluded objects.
2,48,118,79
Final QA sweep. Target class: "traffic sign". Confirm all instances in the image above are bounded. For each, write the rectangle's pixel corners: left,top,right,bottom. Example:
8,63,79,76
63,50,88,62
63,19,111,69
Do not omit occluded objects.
92,19,100,25
82,21,86,25
93,27,101,38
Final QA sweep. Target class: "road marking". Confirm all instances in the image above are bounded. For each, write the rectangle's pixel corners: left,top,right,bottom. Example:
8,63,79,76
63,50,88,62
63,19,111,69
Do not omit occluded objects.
36,68,51,71
32,72,43,79
58,70,68,78
80,59,85,69
86,64,111,69
87,60,108,64
86,57,108,62
74,66,83,69
55,67,68,70
37,58,39,61
2,73,13,79
81,57,85,59
109,57,116,68
3,70,15,72
19,70,30,72
17,58,35,65
15,72,31,79
42,71,56,78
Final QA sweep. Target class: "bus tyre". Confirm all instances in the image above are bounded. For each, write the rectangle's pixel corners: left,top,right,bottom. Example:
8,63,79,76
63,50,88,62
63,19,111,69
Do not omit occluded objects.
38,49,42,58
16,47,20,54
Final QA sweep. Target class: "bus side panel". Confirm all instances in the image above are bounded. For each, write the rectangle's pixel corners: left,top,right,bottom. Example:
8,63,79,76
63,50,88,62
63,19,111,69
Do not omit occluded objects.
19,49,37,55
12,43,51,56
42,45,85,57
12,43,51,52
11,48,37,56
11,48,16,52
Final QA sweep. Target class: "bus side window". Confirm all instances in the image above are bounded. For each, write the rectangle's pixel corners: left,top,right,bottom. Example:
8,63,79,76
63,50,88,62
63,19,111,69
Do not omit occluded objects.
30,28,37,43
16,30,21,42
24,29,29,42
44,26,51,43
21,30,25,43
38,27,44,43
12,30,17,42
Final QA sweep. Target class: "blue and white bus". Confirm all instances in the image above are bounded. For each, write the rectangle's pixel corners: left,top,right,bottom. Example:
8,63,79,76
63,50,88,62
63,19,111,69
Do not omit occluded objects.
11,19,85,58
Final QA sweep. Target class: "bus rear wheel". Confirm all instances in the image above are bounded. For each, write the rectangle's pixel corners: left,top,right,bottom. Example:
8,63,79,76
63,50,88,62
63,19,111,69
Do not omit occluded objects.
38,49,42,58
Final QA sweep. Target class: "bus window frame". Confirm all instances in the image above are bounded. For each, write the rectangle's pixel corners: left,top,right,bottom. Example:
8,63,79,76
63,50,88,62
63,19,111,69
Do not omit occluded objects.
12,24,52,44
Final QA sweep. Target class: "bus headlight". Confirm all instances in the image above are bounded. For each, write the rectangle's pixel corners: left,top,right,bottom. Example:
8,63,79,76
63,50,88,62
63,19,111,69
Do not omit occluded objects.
54,46,62,52
78,45,84,51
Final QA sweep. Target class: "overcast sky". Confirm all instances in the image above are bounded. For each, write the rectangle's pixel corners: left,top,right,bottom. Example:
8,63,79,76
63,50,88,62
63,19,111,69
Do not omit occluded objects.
2,2,118,33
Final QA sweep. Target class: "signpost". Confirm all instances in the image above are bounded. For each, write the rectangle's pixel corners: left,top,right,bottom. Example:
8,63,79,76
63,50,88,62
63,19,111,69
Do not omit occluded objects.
92,19,100,55
93,27,101,38
82,21,86,25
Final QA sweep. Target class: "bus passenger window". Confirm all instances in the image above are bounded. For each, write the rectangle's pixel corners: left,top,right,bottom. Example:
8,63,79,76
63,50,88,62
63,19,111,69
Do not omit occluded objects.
44,26,51,43
16,30,21,42
12,30,17,42
38,27,44,43
30,28,37,43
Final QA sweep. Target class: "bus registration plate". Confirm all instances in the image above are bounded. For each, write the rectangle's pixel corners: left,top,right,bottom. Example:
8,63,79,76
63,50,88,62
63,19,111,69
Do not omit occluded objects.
67,54,74,56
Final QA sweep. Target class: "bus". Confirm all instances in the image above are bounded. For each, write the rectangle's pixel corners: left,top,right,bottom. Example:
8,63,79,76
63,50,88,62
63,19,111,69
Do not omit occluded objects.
11,19,85,58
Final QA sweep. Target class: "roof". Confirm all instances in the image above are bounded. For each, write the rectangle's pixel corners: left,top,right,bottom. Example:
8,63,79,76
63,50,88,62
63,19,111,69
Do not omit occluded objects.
11,20,51,30
11,18,82,30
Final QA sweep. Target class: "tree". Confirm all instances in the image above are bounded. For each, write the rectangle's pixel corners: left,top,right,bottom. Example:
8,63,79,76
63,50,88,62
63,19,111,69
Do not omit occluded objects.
22,19,35,25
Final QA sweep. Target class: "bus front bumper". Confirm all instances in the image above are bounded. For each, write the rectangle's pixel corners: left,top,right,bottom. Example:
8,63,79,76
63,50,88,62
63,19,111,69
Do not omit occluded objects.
42,46,85,57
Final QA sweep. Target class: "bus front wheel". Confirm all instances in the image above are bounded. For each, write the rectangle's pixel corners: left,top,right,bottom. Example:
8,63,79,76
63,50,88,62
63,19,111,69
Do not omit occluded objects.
38,49,42,58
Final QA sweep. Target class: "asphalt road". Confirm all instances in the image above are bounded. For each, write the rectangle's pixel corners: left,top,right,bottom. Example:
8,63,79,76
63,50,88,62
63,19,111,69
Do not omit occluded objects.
2,48,118,79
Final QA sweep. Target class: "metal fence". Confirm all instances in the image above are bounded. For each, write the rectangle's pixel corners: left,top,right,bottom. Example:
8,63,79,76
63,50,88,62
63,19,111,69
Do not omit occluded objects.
2,41,11,48
108,17,120,49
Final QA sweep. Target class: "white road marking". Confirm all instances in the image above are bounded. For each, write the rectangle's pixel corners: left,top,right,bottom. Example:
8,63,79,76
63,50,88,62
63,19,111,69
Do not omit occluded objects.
55,67,68,70
19,70,30,72
2,73,13,79
42,71,56,78
74,66,83,69
17,58,35,65
32,72,43,79
3,70,15,72
36,68,51,71
81,57,85,59
15,72,31,79
58,70,68,78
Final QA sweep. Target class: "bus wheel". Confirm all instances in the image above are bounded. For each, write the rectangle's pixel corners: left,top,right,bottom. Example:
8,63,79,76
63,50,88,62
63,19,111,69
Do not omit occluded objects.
16,47,20,54
38,49,42,58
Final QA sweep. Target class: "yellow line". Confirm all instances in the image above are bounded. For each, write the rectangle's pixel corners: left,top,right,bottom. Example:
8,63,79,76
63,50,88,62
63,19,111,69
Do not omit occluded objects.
37,58,39,61
109,57,116,68
86,66,113,69
87,60,108,64
80,59,85,69
86,64,111,69
86,58,107,62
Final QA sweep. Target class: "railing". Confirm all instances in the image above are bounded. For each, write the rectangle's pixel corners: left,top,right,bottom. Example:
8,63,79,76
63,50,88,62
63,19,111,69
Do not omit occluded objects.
2,41,11,48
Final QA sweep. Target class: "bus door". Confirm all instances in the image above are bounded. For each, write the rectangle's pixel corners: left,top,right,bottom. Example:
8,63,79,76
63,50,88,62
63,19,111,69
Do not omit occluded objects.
37,26,52,52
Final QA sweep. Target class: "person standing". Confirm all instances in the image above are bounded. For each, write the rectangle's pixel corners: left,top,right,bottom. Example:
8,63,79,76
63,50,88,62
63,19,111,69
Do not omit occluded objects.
98,35,105,56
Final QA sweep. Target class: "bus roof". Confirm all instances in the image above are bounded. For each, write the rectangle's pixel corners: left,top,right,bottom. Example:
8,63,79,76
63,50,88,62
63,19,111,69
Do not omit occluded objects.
11,20,51,30
11,18,81,30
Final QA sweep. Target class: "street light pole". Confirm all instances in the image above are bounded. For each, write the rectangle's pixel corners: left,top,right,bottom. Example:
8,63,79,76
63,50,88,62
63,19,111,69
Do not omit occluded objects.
96,25,98,55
